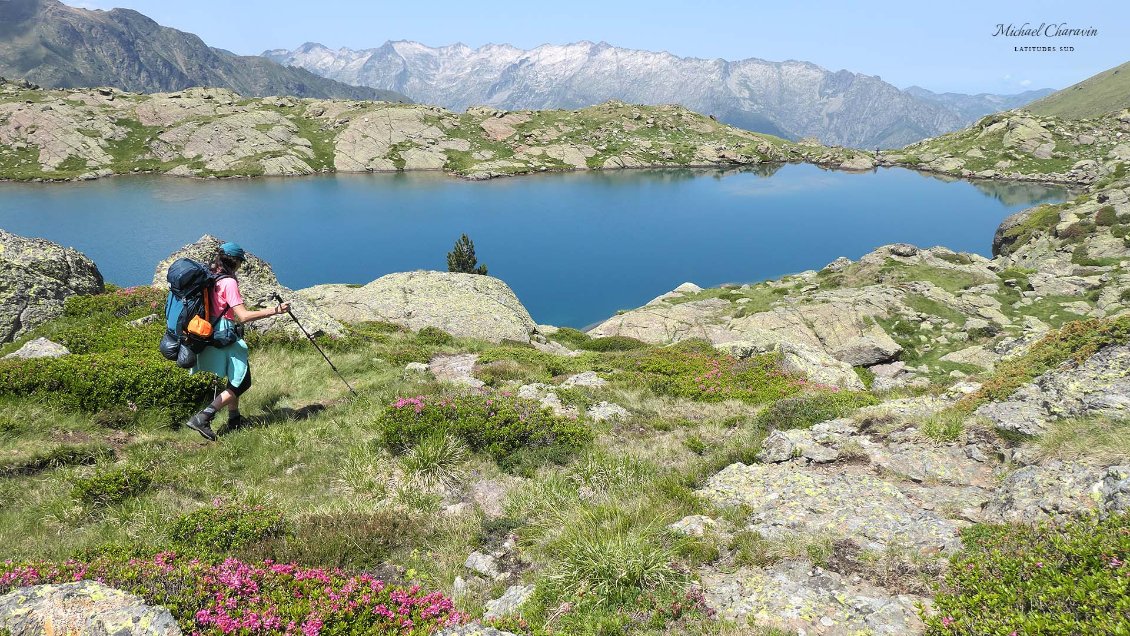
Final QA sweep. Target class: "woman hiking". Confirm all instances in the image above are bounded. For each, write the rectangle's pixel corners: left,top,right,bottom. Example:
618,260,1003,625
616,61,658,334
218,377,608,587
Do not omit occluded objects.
185,242,289,441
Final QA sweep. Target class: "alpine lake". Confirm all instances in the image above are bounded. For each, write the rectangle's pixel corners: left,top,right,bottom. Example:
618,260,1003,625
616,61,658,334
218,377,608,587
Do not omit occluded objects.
0,164,1070,328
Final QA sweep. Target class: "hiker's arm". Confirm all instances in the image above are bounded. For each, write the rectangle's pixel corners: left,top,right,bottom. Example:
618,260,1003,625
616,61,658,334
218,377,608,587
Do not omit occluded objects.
231,302,289,324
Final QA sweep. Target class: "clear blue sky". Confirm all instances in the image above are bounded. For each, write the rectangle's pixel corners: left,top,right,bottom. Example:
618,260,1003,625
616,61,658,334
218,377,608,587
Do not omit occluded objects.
64,0,1129,94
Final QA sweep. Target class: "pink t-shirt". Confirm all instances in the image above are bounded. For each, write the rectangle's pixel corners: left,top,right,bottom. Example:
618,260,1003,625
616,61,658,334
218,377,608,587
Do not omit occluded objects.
210,277,244,321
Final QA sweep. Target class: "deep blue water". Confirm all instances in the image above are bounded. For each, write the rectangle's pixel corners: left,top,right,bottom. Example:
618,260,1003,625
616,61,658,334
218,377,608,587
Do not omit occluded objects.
0,165,1068,328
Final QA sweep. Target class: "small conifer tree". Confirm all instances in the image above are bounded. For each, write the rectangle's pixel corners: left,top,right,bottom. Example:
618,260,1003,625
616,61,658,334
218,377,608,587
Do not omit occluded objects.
447,233,488,275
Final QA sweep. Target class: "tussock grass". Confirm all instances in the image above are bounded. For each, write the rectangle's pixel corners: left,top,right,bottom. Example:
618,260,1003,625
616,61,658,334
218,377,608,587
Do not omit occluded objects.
1037,417,1130,463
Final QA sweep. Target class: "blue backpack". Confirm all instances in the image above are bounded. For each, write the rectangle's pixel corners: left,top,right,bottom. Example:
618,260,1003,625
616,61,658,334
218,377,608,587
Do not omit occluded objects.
159,258,232,368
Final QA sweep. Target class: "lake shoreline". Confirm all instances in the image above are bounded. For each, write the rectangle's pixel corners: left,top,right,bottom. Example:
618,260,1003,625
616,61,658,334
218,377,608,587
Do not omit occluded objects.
0,165,1070,328
0,158,1089,188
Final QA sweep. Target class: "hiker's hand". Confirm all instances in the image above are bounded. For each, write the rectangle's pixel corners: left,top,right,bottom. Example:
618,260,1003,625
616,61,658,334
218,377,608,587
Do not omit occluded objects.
276,303,290,315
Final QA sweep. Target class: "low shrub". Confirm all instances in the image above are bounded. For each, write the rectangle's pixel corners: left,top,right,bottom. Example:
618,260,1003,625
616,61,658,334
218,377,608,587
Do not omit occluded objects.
1095,205,1118,226
0,553,462,635
754,390,879,430
611,339,802,403
378,393,592,468
71,465,154,507
1057,220,1094,243
0,287,213,419
926,514,1130,635
477,345,601,378
580,336,648,352
62,286,165,321
0,354,213,419
169,502,288,555
415,326,454,346
548,327,591,349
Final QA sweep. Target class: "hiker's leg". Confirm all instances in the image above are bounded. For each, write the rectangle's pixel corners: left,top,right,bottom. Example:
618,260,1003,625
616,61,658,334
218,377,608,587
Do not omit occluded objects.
224,369,251,429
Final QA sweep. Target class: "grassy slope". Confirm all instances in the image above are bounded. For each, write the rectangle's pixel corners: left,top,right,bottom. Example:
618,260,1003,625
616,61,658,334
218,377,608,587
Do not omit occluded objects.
1026,60,1130,119
0,291,842,634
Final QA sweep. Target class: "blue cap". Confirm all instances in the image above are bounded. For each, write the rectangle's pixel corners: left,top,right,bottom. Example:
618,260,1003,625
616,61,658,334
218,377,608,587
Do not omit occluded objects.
219,242,246,261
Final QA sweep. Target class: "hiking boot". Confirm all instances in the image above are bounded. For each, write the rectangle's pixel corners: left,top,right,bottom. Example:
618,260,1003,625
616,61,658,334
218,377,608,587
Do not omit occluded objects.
225,413,245,432
185,411,217,441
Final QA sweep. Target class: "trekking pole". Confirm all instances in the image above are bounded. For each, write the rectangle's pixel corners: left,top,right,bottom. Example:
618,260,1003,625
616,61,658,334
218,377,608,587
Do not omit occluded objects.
272,293,356,396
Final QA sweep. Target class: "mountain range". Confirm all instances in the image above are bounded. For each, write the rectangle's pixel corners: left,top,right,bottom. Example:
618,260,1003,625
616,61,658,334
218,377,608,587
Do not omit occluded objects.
264,41,1052,148
0,0,409,101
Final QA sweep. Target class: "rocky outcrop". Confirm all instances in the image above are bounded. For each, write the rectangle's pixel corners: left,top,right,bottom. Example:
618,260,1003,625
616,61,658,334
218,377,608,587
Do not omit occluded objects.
0,229,104,343
976,345,1130,436
587,243,1024,385
0,580,181,636
299,271,536,343
0,83,789,181
890,110,1129,185
701,462,962,553
152,235,344,338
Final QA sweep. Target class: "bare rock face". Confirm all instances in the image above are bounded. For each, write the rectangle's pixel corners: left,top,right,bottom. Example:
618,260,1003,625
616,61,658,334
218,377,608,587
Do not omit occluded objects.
0,580,181,636
152,235,343,338
0,229,104,343
298,271,536,343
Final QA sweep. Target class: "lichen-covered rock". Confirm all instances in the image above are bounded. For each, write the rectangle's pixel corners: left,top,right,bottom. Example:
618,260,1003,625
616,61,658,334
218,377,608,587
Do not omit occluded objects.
587,296,732,343
1,337,70,360
701,462,961,553
561,371,606,388
0,580,181,636
299,271,535,343
829,334,902,366
668,515,717,537
430,354,486,388
975,345,1130,436
1099,466,1130,517
586,401,629,421
982,461,1107,524
152,235,343,338
0,229,104,343
701,560,925,635
482,584,535,620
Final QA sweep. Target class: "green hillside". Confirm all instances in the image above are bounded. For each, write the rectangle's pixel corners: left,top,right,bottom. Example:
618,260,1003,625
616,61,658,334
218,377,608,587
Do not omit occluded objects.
1027,60,1130,118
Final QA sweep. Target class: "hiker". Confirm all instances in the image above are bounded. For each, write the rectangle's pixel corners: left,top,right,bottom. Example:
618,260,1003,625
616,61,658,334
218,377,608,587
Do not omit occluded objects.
184,242,289,441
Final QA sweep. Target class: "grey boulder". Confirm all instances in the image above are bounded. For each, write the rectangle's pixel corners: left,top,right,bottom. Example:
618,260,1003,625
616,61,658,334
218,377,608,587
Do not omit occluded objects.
299,270,535,343
2,337,70,360
0,229,104,343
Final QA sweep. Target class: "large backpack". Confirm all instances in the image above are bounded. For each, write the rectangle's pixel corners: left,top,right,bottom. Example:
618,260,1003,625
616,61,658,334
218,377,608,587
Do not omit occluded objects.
159,258,231,368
